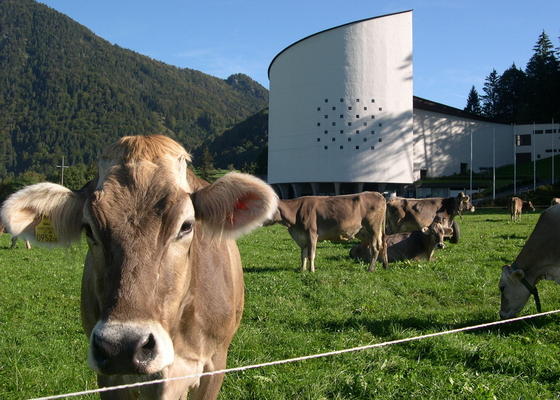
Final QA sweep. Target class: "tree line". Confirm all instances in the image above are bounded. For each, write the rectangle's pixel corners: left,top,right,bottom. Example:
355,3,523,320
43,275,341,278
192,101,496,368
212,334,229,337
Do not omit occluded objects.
465,31,560,123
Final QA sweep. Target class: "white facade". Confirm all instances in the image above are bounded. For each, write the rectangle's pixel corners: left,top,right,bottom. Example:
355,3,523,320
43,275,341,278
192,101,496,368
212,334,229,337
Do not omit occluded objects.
267,11,557,198
268,11,413,185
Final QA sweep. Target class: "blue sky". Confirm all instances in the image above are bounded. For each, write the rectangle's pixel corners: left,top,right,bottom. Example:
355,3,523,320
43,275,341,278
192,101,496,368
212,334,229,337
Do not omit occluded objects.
39,0,560,110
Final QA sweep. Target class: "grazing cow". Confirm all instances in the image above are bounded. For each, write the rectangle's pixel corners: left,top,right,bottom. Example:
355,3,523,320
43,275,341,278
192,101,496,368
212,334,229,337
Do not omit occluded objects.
350,217,452,263
551,197,560,206
499,204,560,319
0,216,31,249
271,192,387,272
386,192,474,243
509,196,535,221
1,135,277,399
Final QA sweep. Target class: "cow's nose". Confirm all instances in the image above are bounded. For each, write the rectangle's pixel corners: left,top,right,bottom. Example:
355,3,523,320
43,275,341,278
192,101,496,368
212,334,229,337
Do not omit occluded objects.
91,331,158,375
436,242,445,249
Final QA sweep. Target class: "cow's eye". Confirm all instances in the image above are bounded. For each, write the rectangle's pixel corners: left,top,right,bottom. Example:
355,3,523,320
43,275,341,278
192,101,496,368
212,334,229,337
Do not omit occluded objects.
178,221,193,238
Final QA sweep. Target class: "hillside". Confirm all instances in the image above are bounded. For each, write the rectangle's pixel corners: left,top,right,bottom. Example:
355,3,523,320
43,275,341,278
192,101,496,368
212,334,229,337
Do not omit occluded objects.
0,0,268,177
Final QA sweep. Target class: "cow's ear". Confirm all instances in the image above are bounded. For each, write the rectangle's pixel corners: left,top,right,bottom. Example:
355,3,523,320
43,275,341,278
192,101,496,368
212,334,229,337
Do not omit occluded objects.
1,182,85,246
191,172,278,238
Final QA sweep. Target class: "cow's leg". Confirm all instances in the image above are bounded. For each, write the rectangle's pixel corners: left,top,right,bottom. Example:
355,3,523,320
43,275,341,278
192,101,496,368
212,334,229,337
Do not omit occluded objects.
368,238,379,272
24,240,31,249
300,245,308,271
308,232,318,272
10,236,17,249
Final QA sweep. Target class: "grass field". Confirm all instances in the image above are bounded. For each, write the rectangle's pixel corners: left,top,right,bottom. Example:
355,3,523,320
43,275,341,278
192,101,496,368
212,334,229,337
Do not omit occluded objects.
1,209,559,399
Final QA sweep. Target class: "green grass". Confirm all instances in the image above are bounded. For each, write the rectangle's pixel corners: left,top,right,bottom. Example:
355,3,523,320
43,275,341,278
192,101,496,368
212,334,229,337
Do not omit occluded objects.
1,210,560,399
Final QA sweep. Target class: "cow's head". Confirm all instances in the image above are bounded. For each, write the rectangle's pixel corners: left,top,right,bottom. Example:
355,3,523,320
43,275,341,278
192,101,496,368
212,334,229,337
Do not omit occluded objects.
1,135,277,376
421,217,452,249
525,201,536,212
498,265,532,319
457,192,475,213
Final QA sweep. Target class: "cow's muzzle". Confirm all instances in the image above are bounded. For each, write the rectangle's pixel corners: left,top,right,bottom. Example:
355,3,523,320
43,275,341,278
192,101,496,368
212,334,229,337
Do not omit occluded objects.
89,320,174,375
436,242,445,249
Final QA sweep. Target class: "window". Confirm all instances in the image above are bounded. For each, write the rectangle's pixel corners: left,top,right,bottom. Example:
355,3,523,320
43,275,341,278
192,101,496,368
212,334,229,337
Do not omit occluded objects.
545,129,553,134
339,130,343,134
363,122,367,126
371,99,375,103
379,107,383,111
324,115,328,119
363,138,367,142
364,107,368,111
339,114,343,118
356,115,360,118
332,106,336,111
347,138,351,142
324,130,328,134
317,122,321,126
340,98,344,102
516,153,531,163
370,146,375,150
324,99,328,103
420,169,428,179
371,130,375,134
317,138,320,142
371,115,375,119
516,134,531,146
331,137,335,142
317,107,321,111
347,122,352,126
348,106,352,110
332,122,336,126
356,99,360,102
340,145,344,149
355,130,360,134
534,129,543,134
355,145,360,150
324,146,328,150
378,138,382,142
378,123,382,127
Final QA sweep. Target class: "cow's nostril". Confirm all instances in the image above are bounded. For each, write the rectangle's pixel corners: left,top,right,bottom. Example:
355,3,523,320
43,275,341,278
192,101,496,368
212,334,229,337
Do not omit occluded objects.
134,333,157,366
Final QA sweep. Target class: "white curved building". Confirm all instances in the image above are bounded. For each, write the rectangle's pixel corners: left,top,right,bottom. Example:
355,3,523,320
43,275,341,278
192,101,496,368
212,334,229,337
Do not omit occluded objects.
268,11,544,199
268,11,414,197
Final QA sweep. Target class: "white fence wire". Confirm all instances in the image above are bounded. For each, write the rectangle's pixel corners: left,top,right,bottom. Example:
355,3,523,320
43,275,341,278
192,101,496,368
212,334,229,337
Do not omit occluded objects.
29,309,560,400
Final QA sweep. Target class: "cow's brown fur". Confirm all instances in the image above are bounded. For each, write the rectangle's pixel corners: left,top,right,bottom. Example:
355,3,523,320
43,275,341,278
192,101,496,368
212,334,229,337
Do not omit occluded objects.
551,197,560,206
350,217,451,263
1,135,277,399
509,196,535,221
386,192,473,235
273,192,387,272
499,204,560,318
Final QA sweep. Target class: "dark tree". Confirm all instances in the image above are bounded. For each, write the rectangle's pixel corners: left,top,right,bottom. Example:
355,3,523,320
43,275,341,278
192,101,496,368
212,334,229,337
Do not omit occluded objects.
464,86,482,115
481,69,501,118
495,64,526,122
199,147,214,181
524,31,560,122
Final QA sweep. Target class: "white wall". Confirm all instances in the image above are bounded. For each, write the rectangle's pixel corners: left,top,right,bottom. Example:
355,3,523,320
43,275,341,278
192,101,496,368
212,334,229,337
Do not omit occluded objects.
268,11,413,184
413,109,514,179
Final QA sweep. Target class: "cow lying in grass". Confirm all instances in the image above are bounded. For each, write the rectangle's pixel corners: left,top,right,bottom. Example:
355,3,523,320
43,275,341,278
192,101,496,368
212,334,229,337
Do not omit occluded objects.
350,217,451,263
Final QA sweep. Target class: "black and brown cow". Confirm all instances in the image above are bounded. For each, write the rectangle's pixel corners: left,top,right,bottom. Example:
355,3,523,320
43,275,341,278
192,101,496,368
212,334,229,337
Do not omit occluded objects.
350,217,451,263
1,135,277,399
386,192,474,242
271,192,387,272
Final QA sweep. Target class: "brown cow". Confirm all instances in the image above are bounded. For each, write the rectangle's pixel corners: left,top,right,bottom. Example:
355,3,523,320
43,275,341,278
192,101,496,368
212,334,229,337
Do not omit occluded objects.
1,135,277,399
499,204,560,319
350,217,452,263
271,192,387,272
386,192,474,242
509,196,535,221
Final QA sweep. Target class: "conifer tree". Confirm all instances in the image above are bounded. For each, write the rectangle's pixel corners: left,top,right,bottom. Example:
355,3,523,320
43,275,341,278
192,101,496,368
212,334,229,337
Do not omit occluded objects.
496,63,526,122
464,86,482,115
481,69,501,118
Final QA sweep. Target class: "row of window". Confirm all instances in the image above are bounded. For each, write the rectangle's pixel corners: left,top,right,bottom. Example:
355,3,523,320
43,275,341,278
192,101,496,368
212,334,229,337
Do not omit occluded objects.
317,137,382,143
317,121,383,127
318,107,383,112
534,129,559,134
322,129,378,135
323,145,376,150
322,113,380,118
323,98,376,103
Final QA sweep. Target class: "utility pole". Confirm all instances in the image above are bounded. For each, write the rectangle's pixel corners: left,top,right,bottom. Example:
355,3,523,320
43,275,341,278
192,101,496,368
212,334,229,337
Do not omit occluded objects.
493,127,496,201
469,125,473,196
57,156,69,186
553,118,555,185
513,124,517,195
533,122,536,191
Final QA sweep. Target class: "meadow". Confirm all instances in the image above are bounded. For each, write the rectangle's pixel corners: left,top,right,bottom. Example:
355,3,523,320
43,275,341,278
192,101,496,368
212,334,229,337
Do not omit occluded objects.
1,209,559,399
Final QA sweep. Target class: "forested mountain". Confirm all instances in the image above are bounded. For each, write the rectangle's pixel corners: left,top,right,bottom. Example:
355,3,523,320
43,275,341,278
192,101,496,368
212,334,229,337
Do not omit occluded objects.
0,0,268,178
465,31,560,123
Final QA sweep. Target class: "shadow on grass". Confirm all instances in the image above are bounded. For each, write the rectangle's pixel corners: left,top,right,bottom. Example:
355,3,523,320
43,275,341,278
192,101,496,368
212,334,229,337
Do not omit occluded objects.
496,234,527,240
289,313,558,340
